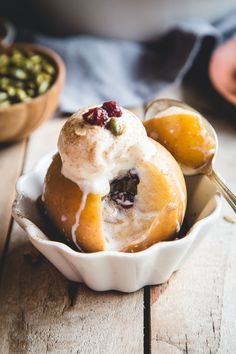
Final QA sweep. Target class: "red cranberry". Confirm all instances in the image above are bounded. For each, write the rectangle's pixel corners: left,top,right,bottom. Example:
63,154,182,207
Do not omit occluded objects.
102,101,122,117
82,107,109,127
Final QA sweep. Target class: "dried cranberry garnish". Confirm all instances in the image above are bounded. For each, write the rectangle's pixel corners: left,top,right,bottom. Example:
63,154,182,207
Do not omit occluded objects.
102,101,122,117
82,102,123,134
110,191,134,209
82,107,109,127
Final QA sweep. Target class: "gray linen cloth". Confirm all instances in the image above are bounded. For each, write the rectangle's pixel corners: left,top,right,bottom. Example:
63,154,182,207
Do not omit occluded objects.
29,14,235,112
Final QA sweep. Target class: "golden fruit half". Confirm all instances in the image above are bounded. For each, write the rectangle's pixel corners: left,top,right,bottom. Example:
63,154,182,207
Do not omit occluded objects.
43,153,104,253
122,141,186,252
144,112,215,170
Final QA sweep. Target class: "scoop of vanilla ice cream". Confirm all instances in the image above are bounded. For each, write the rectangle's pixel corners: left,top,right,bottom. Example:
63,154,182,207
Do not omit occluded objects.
58,106,157,196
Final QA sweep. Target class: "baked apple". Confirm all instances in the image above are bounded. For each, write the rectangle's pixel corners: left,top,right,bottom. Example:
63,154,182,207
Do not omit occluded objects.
43,101,187,252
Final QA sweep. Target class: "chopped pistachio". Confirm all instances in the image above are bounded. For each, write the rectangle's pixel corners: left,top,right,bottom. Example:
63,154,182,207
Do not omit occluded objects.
109,118,125,136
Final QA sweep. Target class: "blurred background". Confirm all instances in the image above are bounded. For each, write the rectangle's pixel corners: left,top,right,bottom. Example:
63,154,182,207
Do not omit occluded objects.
1,0,236,119
1,0,235,39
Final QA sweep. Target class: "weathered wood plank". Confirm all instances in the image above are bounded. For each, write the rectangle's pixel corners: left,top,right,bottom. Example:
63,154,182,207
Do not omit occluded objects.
0,140,26,261
151,213,236,353
0,118,144,354
150,87,236,353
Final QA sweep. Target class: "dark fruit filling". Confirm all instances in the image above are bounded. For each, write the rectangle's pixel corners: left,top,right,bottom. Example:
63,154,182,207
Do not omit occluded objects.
110,191,135,208
109,169,140,209
82,101,123,136
82,107,109,127
102,101,122,117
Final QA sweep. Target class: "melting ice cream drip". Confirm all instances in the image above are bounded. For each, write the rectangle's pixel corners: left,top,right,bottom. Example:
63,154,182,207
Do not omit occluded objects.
71,192,88,250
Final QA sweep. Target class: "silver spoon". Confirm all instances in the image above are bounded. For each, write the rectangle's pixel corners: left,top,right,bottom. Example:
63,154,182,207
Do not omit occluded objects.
144,98,236,212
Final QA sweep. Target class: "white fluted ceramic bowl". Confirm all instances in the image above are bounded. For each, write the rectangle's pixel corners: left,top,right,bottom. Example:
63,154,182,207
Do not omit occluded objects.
12,153,221,292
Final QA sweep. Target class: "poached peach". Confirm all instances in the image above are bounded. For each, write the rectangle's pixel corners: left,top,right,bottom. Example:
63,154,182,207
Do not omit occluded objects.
144,108,215,171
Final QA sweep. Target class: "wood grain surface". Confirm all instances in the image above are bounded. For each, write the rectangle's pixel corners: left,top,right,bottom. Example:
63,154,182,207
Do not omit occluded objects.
0,116,144,354
150,86,236,354
0,87,236,354
0,140,26,262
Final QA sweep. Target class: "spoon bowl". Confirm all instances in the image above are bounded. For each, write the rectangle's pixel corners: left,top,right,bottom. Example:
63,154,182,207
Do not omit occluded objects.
144,98,236,212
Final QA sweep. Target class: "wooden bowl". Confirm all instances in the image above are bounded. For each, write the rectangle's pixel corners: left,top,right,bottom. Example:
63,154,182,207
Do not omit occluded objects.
0,43,65,142
209,37,236,106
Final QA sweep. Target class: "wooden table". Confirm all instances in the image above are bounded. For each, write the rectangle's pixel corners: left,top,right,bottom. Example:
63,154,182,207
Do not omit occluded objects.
0,85,236,354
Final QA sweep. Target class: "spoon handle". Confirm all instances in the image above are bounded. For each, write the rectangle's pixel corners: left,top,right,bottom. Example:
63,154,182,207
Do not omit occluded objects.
207,169,236,212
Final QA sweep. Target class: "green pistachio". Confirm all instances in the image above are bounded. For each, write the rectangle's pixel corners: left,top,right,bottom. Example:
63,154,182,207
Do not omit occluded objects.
27,81,36,89
31,63,42,74
0,54,8,66
0,91,8,101
36,73,51,85
11,49,22,57
23,60,33,70
38,80,50,94
109,118,125,136
0,67,7,74
27,88,35,97
30,55,42,64
14,80,24,89
6,86,16,97
16,88,28,100
0,77,10,85
10,67,28,80
11,51,24,65
42,61,55,75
